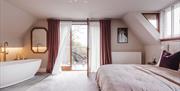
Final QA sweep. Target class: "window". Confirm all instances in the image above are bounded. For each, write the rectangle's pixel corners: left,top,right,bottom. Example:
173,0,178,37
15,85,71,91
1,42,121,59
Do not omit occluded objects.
59,21,100,72
143,13,160,32
60,22,88,71
161,2,180,39
174,3,180,36
71,24,88,70
164,7,172,37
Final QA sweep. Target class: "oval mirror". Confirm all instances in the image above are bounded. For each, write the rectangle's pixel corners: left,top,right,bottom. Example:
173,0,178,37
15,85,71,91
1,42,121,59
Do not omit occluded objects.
31,27,48,53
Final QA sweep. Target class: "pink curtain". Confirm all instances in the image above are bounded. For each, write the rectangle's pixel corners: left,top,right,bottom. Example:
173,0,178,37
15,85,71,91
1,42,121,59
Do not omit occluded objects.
100,20,112,65
46,19,60,73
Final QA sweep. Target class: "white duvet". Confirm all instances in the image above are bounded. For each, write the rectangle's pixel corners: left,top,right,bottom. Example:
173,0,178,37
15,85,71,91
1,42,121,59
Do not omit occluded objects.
96,64,180,91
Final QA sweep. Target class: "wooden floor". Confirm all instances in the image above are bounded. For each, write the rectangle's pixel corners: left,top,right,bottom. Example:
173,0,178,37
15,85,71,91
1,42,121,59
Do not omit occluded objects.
1,71,99,91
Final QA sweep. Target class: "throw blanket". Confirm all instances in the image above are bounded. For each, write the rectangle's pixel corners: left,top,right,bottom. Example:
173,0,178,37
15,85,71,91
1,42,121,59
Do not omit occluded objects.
96,64,180,91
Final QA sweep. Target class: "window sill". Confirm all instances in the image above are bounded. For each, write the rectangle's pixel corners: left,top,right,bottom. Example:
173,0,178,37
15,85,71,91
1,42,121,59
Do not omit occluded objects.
160,37,180,41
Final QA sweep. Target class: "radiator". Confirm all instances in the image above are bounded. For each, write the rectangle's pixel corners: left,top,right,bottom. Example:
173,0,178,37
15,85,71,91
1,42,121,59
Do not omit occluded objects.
112,52,142,64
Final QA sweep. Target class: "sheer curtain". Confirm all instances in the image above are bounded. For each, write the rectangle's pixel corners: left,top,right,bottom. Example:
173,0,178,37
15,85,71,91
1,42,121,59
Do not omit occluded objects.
174,3,180,37
52,21,72,74
89,21,100,72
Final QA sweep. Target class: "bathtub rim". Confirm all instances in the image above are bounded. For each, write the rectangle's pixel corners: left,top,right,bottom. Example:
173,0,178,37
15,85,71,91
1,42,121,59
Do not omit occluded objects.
0,59,42,66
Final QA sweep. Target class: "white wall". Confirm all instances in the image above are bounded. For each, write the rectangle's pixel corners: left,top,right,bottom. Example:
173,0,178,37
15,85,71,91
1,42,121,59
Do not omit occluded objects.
123,12,160,45
0,1,47,73
23,20,48,72
111,19,144,52
111,19,145,64
145,45,161,63
0,0,3,42
0,0,36,47
0,0,36,61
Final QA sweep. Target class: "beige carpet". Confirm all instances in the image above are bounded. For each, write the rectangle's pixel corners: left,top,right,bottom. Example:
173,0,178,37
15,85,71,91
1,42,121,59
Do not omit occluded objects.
27,71,99,91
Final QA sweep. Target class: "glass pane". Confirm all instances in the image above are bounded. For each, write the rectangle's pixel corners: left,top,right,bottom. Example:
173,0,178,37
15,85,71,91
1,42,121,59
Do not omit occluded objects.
72,25,87,70
143,14,158,29
174,3,180,37
164,7,172,37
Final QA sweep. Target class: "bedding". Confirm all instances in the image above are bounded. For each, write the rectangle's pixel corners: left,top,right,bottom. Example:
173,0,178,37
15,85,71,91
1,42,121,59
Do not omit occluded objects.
96,64,180,91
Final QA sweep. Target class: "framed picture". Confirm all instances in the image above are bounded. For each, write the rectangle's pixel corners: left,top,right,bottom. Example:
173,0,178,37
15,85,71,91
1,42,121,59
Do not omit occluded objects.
117,28,128,43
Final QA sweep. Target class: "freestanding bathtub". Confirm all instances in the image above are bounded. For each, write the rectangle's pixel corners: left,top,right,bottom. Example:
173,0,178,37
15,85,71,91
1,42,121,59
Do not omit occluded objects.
0,59,41,88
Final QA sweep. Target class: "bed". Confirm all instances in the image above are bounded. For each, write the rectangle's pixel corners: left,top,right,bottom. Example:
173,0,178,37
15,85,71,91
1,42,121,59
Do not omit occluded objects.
96,64,180,91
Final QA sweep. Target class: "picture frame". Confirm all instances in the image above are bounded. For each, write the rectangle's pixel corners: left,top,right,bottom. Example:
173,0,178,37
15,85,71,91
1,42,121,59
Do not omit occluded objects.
117,28,128,43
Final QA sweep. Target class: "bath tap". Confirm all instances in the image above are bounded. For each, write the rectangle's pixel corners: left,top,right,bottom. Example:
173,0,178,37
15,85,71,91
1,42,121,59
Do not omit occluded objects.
0,42,8,61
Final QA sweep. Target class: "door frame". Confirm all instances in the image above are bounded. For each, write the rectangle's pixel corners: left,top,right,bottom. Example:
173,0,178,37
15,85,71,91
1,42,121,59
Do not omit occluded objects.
62,22,89,71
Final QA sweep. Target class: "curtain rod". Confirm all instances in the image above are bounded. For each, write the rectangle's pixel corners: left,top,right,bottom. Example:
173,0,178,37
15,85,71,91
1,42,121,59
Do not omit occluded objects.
60,20,100,22
48,18,112,22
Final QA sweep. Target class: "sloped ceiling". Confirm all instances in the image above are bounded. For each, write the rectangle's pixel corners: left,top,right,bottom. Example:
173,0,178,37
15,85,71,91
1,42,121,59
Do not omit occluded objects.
0,0,177,47
7,0,176,19
0,0,36,47
123,12,160,45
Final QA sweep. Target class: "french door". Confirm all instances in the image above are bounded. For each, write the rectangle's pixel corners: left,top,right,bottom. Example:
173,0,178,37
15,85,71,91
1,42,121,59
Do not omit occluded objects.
61,22,88,71
71,24,88,71
59,20,100,77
